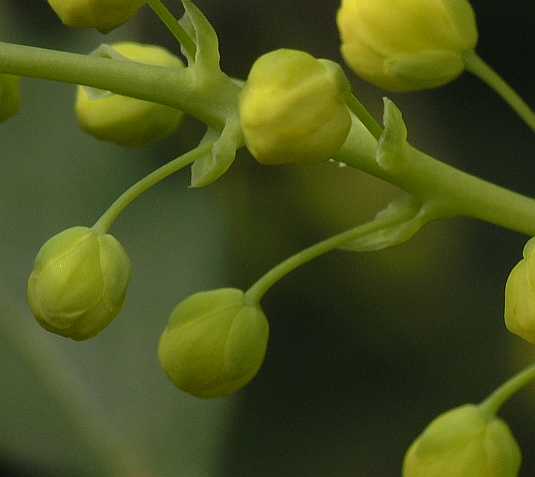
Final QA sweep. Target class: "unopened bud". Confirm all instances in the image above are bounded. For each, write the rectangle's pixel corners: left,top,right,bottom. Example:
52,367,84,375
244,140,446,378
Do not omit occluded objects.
158,288,269,398
239,49,351,165
505,238,535,343
48,0,146,33
76,42,185,147
403,405,521,477
337,0,478,91
27,226,131,340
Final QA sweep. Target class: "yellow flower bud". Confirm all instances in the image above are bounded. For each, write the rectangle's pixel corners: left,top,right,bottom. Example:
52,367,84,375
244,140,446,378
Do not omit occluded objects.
158,288,269,398
337,0,478,92
27,226,131,341
403,405,521,477
505,238,535,343
239,49,351,165
48,0,146,33
0,74,21,122
76,42,184,147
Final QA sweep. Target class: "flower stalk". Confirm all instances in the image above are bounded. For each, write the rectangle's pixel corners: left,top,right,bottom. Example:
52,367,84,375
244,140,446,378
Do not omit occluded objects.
94,143,212,233
463,50,535,133
480,362,535,416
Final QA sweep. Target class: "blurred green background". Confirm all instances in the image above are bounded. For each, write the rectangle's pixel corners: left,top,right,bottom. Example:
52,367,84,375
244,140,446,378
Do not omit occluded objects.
1,1,535,476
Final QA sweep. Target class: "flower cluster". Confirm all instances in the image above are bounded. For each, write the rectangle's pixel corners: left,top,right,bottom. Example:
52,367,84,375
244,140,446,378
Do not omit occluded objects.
3,0,535,475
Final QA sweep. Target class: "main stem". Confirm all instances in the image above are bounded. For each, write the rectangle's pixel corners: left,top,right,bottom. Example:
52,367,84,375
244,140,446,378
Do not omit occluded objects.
94,144,212,233
245,206,414,304
336,116,535,236
480,362,535,416
0,42,226,128
463,50,535,133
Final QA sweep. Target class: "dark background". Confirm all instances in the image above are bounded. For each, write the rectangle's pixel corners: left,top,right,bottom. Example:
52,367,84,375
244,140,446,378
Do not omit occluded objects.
1,1,535,476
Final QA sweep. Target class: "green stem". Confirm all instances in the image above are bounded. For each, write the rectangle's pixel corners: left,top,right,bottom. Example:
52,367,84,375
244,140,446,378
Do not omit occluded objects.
336,115,535,237
2,41,535,237
0,41,227,128
0,288,150,477
245,206,414,304
94,143,211,233
479,363,535,416
463,50,535,133
147,0,197,59
346,93,383,140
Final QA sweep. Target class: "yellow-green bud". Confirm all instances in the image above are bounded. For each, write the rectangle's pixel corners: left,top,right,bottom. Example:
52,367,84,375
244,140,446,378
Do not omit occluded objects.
403,405,521,477
505,238,535,343
337,0,479,92
158,288,269,398
27,226,131,341
239,49,351,165
48,0,146,33
76,42,184,147
0,74,21,122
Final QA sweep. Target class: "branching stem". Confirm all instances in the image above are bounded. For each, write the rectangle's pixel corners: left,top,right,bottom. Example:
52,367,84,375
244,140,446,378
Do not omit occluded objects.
0,41,229,128
336,116,535,237
2,42,535,236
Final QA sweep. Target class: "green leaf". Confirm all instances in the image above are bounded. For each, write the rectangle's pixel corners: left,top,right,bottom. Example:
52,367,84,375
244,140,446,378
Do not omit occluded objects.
339,196,431,252
180,0,220,71
190,119,241,188
376,98,408,172
178,6,196,64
